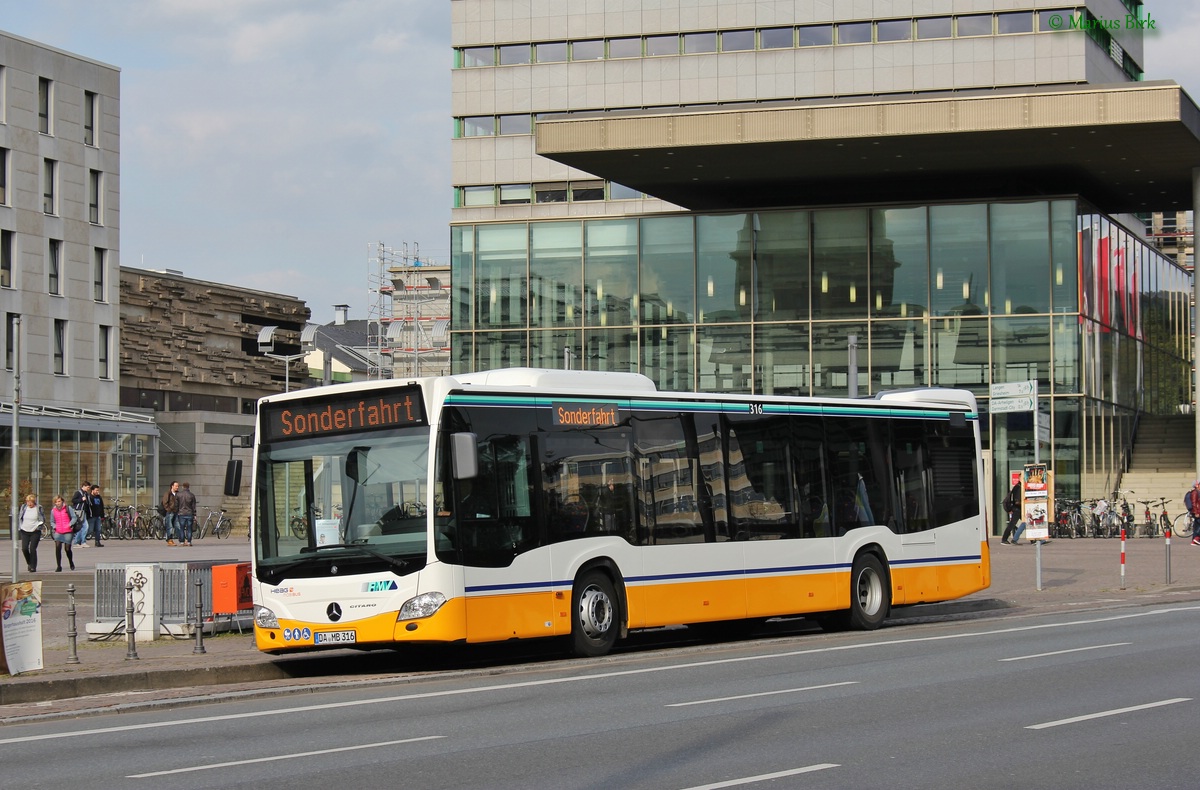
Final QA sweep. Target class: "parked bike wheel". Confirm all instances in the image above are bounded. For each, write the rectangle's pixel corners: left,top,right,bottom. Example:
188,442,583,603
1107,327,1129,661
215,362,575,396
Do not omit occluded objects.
290,516,308,540
119,521,135,540
1171,513,1194,540
215,516,233,539
146,515,163,540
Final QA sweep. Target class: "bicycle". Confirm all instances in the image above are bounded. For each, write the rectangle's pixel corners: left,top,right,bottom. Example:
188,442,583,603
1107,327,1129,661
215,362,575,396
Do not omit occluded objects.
1171,511,1196,541
196,506,233,540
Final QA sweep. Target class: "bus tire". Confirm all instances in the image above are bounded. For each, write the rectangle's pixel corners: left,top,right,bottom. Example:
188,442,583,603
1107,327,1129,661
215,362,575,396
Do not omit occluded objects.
571,570,619,657
847,553,889,630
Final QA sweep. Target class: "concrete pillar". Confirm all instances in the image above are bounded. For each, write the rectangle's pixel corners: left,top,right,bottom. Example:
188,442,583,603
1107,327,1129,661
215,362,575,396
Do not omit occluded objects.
1193,167,1200,481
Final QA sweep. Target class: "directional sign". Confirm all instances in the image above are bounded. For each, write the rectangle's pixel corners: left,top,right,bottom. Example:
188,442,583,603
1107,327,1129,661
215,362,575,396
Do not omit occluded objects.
991,396,1035,413
990,380,1037,399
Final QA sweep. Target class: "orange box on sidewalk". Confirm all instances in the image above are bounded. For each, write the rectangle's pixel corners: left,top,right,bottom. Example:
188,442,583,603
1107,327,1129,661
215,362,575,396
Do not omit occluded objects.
212,562,252,614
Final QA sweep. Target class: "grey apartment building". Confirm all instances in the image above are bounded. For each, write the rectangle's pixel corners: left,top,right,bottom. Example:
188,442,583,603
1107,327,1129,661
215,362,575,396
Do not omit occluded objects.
448,1,1199,508
0,32,157,518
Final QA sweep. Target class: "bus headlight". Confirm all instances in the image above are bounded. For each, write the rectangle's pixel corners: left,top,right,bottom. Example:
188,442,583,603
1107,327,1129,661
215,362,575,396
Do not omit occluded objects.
254,605,280,629
398,592,447,621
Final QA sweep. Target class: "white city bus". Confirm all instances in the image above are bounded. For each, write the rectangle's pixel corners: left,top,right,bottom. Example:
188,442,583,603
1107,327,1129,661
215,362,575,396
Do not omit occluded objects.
248,368,990,657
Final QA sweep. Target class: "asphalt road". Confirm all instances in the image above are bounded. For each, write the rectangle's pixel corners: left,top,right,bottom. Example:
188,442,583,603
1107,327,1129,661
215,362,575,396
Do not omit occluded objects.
1,600,1197,789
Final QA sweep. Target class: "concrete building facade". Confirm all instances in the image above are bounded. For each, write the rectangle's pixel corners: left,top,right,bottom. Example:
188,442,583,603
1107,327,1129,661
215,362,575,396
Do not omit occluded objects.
447,2,1199,514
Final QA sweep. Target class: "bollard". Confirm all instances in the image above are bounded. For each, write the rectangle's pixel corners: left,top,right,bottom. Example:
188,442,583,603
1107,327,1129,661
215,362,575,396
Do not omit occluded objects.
1166,528,1172,585
66,583,80,665
1120,528,1126,590
124,579,139,661
193,576,207,654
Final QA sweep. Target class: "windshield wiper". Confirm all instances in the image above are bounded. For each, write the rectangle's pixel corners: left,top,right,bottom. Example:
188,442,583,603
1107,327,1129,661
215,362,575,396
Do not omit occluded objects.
301,542,409,571
263,543,408,580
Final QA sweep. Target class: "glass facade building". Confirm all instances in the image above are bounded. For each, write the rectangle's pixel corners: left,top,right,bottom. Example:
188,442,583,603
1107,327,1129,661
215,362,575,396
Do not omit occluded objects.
450,197,1192,505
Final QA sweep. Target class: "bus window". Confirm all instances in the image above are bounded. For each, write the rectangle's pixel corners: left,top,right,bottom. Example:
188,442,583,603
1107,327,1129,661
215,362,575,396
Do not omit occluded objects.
541,429,634,543
791,416,831,538
891,419,934,533
632,412,706,545
824,417,892,532
722,414,800,540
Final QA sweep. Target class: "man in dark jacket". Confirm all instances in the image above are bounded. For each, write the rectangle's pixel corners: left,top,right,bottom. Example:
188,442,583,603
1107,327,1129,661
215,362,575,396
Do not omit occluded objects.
162,481,180,546
1000,480,1023,545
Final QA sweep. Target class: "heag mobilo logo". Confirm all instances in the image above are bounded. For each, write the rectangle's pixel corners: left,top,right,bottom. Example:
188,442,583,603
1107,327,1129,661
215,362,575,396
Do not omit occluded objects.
362,580,398,593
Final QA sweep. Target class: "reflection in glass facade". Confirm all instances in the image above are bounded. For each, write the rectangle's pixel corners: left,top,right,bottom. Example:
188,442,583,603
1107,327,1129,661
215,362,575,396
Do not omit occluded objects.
450,198,1192,508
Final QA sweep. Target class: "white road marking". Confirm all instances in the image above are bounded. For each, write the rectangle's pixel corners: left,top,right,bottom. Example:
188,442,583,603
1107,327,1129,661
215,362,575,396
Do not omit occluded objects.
999,642,1131,661
667,681,858,707
126,735,445,778
3,605,1196,745
1027,698,1191,730
679,764,839,789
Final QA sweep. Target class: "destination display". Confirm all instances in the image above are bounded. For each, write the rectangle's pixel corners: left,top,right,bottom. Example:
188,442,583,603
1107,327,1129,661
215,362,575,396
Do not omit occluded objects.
262,386,426,442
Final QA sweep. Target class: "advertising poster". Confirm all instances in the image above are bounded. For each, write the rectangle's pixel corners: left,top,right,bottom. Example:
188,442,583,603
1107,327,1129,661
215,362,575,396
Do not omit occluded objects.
1022,464,1053,540
0,581,44,675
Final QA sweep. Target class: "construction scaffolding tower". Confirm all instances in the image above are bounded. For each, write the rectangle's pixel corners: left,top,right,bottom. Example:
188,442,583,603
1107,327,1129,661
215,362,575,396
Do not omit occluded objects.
367,241,451,380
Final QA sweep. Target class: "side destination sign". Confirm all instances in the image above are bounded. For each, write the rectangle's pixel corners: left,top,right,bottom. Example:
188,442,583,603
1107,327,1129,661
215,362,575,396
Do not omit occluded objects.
263,387,426,442
552,401,620,427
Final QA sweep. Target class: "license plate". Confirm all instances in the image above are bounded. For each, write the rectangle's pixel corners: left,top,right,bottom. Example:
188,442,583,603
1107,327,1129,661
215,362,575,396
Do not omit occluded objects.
314,630,356,645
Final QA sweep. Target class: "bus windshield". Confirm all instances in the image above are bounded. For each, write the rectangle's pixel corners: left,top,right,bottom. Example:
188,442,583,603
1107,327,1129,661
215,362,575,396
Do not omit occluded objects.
254,426,435,576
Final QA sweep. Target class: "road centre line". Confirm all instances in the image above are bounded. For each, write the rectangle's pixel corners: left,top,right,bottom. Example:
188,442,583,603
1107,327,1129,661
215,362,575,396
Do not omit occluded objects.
3,605,1196,745
999,642,1131,661
126,735,445,778
667,681,858,707
679,764,839,789
1026,698,1191,730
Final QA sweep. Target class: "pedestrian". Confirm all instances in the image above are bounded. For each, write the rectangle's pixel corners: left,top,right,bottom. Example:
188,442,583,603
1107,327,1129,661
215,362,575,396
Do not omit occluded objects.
1000,479,1022,544
176,481,197,546
18,494,44,573
161,480,180,546
50,495,81,572
70,479,91,547
1184,479,1200,546
87,484,105,547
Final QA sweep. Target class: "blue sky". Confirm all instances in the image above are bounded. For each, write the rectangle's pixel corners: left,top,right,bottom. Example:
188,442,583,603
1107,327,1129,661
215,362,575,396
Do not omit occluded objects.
0,2,1195,323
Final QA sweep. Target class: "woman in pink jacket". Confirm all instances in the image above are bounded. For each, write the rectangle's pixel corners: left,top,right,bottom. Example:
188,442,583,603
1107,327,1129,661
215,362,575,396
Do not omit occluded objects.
50,495,79,572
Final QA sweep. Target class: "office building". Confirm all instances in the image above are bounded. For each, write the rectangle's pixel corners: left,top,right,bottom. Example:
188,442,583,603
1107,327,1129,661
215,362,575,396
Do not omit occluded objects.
448,1,1199,506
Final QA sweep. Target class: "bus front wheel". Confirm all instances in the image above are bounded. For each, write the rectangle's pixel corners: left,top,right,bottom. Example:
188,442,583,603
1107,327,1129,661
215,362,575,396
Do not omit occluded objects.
848,553,889,630
571,571,619,657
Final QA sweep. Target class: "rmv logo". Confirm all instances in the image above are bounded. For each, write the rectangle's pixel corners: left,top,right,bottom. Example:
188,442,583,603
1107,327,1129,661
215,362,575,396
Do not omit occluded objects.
363,580,398,592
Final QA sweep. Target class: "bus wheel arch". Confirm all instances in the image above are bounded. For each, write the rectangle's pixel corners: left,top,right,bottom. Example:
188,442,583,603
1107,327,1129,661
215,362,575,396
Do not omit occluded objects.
570,561,625,657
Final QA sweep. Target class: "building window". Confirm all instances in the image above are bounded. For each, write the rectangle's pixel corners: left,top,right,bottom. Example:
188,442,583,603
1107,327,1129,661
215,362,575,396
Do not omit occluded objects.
43,159,56,214
721,29,755,51
571,40,604,60
462,116,495,137
98,325,112,379
48,239,62,295
683,32,717,53
799,25,834,47
5,314,16,371
609,37,641,58
645,35,679,56
957,14,993,36
1,230,12,288
917,17,953,39
608,182,642,200
498,114,531,135
462,185,496,207
535,182,568,203
90,170,102,224
84,90,98,146
571,182,605,202
760,27,795,49
838,22,873,44
93,247,106,301
498,44,531,65
38,77,52,134
535,41,567,62
461,46,494,67
1040,9,1076,32
499,184,532,205
877,19,913,42
53,319,66,375
0,147,7,204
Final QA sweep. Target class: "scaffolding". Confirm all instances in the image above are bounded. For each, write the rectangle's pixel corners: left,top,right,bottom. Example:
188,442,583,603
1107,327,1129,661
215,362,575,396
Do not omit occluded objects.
367,242,451,379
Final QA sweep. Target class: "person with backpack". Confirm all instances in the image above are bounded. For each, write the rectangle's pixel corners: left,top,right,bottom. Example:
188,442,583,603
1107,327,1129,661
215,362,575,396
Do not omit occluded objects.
1183,480,1200,546
17,494,44,573
1001,479,1023,545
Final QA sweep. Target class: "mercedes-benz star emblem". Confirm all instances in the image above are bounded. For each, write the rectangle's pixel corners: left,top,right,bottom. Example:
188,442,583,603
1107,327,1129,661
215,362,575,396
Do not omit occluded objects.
327,603,343,622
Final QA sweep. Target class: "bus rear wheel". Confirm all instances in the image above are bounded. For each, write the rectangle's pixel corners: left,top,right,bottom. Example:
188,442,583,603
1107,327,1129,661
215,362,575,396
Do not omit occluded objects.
571,571,619,657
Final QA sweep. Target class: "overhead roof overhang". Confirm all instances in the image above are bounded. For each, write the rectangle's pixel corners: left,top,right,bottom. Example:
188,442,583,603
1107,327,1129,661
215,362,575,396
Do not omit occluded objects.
535,81,1200,214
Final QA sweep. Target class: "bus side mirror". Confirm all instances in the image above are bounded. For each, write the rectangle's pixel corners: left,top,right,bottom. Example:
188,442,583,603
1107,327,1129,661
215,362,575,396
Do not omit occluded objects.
451,432,479,480
224,459,243,497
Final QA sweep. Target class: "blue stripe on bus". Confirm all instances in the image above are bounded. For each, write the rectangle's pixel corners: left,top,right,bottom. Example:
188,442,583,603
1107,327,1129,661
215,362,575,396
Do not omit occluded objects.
463,555,983,594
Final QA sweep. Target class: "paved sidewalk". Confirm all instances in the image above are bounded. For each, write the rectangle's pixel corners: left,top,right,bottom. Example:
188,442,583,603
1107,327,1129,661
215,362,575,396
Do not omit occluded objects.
1,534,1198,718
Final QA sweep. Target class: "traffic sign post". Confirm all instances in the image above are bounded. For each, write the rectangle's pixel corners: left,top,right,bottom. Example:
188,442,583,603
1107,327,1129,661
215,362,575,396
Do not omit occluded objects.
990,380,1040,464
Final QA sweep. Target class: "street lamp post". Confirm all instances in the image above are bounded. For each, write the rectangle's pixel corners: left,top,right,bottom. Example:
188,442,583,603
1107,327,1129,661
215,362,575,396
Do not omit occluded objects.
257,325,316,393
